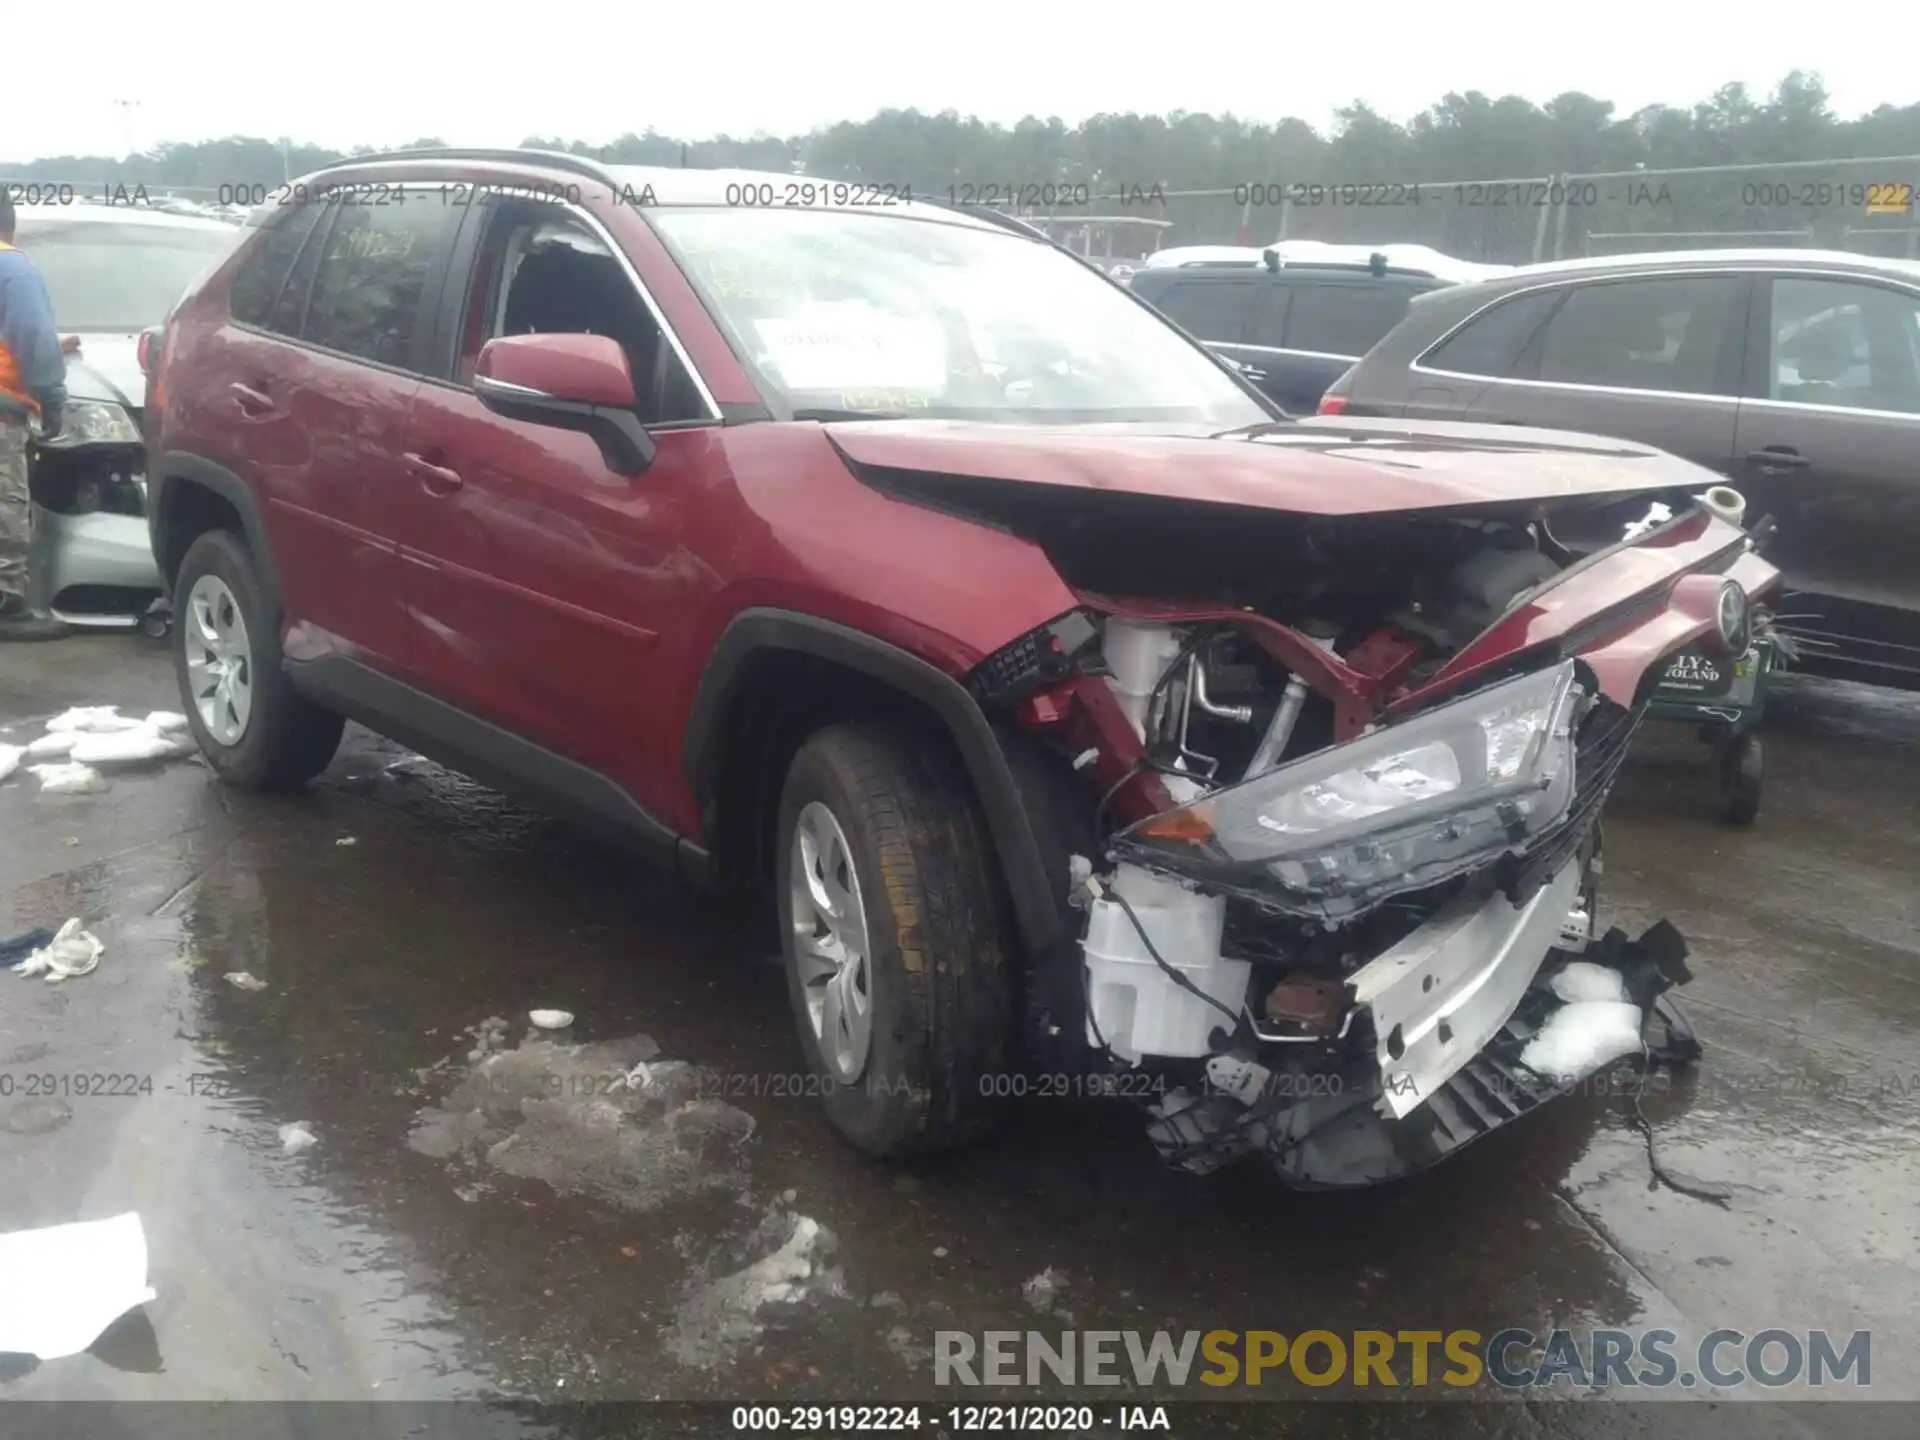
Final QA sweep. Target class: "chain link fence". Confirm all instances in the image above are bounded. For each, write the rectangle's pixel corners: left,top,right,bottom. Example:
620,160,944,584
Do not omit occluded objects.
1025,155,1920,266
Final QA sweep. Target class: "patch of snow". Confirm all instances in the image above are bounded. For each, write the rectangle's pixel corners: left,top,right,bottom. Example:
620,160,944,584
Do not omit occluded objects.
1521,1000,1644,1081
29,762,107,795
664,1212,837,1369
0,744,21,782
279,1121,318,1155
1550,962,1631,1005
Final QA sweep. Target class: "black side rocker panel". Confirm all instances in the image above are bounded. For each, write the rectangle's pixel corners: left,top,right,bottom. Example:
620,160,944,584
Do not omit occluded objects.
287,655,698,878
683,609,1063,958
149,451,285,605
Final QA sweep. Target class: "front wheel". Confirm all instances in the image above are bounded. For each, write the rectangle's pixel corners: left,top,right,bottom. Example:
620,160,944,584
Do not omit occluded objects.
173,529,343,790
775,720,1016,1159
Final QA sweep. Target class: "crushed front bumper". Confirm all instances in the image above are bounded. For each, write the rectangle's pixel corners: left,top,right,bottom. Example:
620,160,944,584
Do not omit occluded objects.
1144,858,1693,1188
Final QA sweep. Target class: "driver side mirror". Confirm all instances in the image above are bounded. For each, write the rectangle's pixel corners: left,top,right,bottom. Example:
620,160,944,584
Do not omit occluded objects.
474,333,656,475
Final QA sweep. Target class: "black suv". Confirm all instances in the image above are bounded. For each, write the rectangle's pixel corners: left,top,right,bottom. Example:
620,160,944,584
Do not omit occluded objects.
1129,245,1493,413
1320,248,1920,691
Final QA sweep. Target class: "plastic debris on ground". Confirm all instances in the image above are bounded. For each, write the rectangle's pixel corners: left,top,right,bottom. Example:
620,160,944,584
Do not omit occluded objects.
0,744,21,783
1550,961,1632,1005
8,919,105,983
0,1212,158,1360
29,762,109,795
529,1009,574,1031
279,1121,318,1155
1520,999,1645,1081
224,971,269,991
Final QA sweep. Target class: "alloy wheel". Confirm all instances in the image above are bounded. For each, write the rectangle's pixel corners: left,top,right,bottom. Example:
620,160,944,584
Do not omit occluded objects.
789,800,874,1082
183,574,254,746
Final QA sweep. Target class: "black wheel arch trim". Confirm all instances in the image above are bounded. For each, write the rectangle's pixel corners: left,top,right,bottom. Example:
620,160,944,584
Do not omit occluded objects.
684,609,1063,958
149,451,284,610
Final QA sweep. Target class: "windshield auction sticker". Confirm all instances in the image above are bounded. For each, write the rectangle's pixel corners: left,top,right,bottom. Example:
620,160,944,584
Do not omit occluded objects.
751,306,947,393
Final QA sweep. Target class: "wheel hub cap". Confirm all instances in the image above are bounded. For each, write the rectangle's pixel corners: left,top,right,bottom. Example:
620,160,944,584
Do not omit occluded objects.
184,575,254,746
789,800,873,1082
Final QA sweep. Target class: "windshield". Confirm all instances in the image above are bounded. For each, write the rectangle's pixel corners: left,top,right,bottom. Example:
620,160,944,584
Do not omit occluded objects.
13,218,238,331
649,208,1271,427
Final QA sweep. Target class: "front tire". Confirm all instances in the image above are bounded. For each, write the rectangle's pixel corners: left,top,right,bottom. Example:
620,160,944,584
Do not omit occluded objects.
173,529,343,790
775,720,1016,1158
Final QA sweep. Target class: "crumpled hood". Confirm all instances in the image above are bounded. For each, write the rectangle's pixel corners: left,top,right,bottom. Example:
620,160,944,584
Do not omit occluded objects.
59,335,144,412
825,416,1719,519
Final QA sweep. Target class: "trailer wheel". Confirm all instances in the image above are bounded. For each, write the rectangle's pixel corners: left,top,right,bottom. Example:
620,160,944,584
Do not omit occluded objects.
1717,731,1763,826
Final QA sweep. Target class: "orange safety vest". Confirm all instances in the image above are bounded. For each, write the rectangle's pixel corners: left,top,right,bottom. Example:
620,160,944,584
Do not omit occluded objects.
0,242,42,413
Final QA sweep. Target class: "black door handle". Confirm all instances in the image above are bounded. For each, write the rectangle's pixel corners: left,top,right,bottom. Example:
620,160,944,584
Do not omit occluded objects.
1744,448,1811,470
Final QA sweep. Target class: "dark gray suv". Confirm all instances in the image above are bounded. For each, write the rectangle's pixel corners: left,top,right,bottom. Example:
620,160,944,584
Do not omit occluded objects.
1321,249,1920,690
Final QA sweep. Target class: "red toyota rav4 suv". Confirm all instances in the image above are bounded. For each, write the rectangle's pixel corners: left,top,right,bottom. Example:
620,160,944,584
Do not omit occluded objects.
147,150,1776,1186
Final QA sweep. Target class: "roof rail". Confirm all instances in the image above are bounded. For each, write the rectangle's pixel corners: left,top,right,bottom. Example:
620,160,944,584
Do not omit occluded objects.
311,147,627,189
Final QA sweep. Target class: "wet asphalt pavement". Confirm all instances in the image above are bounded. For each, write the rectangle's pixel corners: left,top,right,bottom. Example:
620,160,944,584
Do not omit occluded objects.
1,634,1916,1434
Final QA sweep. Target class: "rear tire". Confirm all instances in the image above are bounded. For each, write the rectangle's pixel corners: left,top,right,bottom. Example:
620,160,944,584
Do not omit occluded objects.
775,720,1016,1158
173,529,343,791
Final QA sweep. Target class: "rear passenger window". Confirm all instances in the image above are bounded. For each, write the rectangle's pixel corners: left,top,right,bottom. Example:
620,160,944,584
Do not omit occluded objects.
1532,276,1741,395
1768,278,1920,414
1421,289,1559,376
1283,286,1415,357
1149,279,1257,343
230,206,325,329
300,196,460,368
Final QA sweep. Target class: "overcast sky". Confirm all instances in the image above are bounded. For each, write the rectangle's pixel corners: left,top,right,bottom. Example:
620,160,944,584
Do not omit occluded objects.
5,2,1904,162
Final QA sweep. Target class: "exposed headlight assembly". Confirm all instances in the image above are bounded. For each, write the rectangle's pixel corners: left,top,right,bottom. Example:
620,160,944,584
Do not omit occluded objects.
35,400,142,448
1115,661,1585,920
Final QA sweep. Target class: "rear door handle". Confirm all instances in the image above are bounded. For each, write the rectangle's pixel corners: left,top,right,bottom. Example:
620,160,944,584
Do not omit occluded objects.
403,452,464,494
229,381,277,417
1745,447,1811,470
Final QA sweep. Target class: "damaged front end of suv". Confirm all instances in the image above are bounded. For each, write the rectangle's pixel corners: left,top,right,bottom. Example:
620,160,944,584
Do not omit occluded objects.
926,434,1778,1187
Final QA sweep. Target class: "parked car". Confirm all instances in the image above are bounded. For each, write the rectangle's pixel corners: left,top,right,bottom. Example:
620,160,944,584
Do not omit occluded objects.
145,150,1772,1187
1319,248,1920,691
1129,242,1509,414
14,204,241,628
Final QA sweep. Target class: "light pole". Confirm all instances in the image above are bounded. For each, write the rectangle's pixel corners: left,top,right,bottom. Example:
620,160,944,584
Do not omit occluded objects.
113,99,141,158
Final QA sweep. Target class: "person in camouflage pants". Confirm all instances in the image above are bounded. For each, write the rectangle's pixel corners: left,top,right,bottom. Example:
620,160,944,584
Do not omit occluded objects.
0,188,69,640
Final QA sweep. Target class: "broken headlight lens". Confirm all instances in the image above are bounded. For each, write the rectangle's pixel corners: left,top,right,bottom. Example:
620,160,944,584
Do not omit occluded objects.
1119,661,1584,916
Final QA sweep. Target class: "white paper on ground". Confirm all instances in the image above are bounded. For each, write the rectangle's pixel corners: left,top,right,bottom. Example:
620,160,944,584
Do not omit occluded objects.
1520,1000,1644,1081
30,762,109,795
1549,961,1631,1005
0,1212,157,1359
70,726,179,766
0,744,22,782
25,731,81,757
